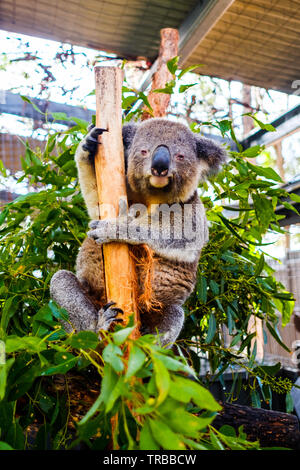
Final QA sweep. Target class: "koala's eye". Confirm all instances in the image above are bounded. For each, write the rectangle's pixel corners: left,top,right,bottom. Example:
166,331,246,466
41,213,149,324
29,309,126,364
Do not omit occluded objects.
176,154,185,161
141,149,148,156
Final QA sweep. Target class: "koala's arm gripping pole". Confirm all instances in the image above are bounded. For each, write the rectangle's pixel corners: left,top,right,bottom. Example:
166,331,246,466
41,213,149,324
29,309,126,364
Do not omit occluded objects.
94,66,140,338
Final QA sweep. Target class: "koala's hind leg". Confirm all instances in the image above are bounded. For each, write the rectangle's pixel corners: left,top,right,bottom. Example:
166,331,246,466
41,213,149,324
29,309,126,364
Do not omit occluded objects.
50,270,123,334
143,305,185,348
76,237,106,306
50,270,99,333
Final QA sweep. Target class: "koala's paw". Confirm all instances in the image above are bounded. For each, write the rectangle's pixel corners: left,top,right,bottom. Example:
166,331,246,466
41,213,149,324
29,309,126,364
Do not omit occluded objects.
76,126,108,163
97,301,124,332
87,219,115,244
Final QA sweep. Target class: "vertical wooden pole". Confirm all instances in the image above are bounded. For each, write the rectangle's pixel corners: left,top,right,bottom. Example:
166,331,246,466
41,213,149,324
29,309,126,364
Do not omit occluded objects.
242,83,254,138
141,28,179,120
94,66,139,338
274,141,291,254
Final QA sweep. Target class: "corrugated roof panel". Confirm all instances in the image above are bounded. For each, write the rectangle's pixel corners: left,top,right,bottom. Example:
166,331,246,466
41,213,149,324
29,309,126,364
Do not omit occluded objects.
0,0,198,59
1,0,300,93
184,0,300,93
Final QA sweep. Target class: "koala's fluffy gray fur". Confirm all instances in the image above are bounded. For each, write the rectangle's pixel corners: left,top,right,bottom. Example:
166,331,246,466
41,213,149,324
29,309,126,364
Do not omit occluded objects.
50,118,226,346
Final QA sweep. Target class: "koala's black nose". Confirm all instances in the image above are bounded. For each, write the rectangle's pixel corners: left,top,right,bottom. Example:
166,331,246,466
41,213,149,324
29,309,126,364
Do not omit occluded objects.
151,145,170,176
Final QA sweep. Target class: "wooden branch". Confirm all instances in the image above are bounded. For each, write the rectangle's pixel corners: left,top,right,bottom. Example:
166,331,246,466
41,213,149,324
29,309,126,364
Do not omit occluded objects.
94,66,139,338
242,84,255,138
141,28,179,120
213,401,300,449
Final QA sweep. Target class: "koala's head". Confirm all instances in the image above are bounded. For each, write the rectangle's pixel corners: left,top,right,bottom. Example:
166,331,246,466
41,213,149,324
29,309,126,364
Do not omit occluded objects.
122,118,227,204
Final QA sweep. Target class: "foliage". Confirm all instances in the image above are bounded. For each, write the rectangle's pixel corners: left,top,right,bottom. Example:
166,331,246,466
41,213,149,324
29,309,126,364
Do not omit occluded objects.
0,58,297,449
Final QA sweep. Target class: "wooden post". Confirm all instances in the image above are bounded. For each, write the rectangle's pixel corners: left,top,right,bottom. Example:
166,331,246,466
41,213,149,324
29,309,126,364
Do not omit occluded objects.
274,141,285,182
94,66,139,338
141,28,179,120
242,83,254,138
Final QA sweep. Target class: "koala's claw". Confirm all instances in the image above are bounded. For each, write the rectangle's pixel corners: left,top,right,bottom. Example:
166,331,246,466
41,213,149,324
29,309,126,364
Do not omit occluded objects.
89,219,100,230
87,219,110,244
82,127,108,156
97,301,124,331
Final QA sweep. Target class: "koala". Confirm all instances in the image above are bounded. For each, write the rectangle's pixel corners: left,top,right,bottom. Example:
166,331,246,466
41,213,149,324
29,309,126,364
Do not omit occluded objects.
50,118,226,346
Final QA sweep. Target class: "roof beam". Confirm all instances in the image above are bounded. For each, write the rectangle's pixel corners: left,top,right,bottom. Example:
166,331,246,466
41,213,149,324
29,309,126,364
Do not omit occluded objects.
139,0,235,92
178,0,235,66
241,105,300,149
0,90,94,125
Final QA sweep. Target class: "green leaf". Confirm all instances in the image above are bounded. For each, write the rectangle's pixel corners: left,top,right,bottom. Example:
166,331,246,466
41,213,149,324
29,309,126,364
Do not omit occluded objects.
254,254,265,276
20,95,44,114
1,296,19,333
103,343,124,373
0,441,14,450
248,162,283,182
139,419,160,450
178,64,203,78
256,362,281,377
51,111,68,121
210,429,225,450
206,314,216,344
149,418,185,450
153,357,170,406
163,404,214,437
70,116,89,129
230,333,241,348
81,363,118,420
138,92,153,112
66,331,99,350
219,425,236,437
286,392,294,413
238,332,256,353
209,279,219,296
169,376,221,412
251,390,261,408
0,207,9,226
0,159,7,177
197,276,207,303
112,326,136,346
179,83,197,93
41,352,78,376
242,145,263,158
0,358,14,401
244,113,276,132
153,80,176,94
153,352,194,375
125,344,146,379
5,421,24,449
167,56,179,75
105,376,125,413
79,391,103,425
48,300,69,322
281,201,299,215
266,322,290,353
227,306,235,334
5,336,47,354
290,192,300,203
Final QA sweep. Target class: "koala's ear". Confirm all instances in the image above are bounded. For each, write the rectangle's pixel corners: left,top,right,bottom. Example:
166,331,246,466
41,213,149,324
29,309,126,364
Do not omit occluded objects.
195,136,227,177
122,123,138,154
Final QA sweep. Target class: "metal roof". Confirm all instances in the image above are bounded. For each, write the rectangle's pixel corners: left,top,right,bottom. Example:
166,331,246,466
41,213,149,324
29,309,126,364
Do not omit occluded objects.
182,0,300,94
1,0,300,93
0,0,198,59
